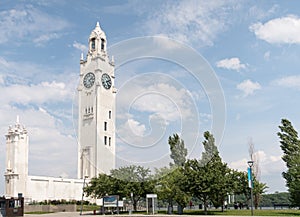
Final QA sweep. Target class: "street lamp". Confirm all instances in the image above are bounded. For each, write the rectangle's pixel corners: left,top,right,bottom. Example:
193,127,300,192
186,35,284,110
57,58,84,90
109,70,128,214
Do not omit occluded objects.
80,175,89,215
247,160,254,216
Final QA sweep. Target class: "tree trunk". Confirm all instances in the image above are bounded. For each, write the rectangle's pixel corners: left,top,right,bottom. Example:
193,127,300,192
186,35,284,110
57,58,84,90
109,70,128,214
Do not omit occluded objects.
204,200,208,215
177,205,183,215
133,200,137,211
254,193,260,209
167,200,173,214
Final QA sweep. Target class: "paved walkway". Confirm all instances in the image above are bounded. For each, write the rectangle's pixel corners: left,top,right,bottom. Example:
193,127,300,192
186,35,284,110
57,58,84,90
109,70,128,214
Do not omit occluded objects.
24,212,280,217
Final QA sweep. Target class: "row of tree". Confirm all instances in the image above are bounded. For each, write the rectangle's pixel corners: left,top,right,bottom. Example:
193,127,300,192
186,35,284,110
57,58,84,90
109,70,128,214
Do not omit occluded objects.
84,131,268,214
260,192,290,207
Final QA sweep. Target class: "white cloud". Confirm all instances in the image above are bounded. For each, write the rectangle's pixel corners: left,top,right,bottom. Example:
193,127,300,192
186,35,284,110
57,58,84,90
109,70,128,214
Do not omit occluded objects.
33,33,60,45
0,81,71,105
237,79,261,97
229,158,248,171
127,119,146,137
131,83,193,122
0,6,69,45
144,0,241,46
264,51,271,60
229,151,285,176
0,75,4,85
0,57,10,68
273,75,300,90
216,57,246,71
248,5,279,21
250,15,300,44
41,81,66,89
73,41,88,53
270,155,282,162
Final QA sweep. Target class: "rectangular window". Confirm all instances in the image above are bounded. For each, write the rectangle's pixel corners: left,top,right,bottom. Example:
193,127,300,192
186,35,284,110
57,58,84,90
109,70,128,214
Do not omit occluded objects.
109,111,111,119
109,137,111,146
91,38,96,50
104,136,107,145
101,38,105,50
104,122,107,131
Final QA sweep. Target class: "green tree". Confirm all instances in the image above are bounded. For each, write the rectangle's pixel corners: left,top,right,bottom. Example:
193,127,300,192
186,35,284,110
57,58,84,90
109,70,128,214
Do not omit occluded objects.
260,192,290,207
154,167,190,214
183,131,230,214
201,132,230,211
278,119,300,207
200,131,218,165
168,133,187,166
110,165,154,211
227,170,268,209
84,173,116,198
227,170,248,197
209,159,230,211
183,159,210,214
253,178,268,209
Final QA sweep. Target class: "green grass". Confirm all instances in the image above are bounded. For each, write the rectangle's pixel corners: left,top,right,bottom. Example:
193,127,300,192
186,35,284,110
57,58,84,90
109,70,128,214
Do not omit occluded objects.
76,204,99,212
25,211,54,215
181,209,300,216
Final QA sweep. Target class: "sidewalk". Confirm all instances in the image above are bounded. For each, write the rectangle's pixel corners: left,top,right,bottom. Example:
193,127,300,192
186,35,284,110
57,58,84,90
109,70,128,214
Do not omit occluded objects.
25,212,278,217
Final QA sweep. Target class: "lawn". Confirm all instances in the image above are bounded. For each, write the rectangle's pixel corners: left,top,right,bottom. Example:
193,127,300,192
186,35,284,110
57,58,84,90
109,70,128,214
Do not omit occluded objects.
181,209,300,216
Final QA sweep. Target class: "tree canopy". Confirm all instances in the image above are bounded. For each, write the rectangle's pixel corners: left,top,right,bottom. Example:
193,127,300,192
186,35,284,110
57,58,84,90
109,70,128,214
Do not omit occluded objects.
84,131,269,214
168,133,187,166
278,118,300,207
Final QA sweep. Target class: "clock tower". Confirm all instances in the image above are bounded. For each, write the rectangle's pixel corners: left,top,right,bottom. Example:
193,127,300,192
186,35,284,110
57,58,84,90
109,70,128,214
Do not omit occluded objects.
77,22,116,179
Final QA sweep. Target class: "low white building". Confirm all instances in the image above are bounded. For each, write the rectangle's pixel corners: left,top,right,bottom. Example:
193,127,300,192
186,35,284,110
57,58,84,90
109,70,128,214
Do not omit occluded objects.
4,118,88,203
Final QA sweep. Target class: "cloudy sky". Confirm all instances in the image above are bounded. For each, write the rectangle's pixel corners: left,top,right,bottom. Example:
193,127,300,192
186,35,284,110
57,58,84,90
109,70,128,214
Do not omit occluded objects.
1,0,300,194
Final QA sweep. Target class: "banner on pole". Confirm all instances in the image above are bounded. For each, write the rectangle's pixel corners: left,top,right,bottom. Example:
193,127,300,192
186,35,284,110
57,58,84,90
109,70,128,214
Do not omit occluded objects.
247,167,252,188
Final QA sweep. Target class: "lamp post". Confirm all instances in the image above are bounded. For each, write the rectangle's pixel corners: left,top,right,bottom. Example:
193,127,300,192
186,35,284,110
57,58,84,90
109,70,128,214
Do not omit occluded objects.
247,160,254,216
80,175,88,215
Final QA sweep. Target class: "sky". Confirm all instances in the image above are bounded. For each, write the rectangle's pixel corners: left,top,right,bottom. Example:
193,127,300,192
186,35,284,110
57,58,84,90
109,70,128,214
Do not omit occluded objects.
1,0,300,194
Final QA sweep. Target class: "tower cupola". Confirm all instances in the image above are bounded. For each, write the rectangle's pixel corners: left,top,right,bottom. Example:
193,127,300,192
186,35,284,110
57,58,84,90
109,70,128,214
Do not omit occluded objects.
88,22,107,56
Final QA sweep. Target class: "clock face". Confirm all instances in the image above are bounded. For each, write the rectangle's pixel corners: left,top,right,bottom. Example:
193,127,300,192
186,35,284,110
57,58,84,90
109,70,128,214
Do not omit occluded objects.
101,73,112,89
83,72,95,88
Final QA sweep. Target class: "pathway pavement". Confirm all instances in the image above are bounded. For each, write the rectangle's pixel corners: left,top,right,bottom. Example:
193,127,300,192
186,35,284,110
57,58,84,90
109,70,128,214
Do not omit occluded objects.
24,211,283,217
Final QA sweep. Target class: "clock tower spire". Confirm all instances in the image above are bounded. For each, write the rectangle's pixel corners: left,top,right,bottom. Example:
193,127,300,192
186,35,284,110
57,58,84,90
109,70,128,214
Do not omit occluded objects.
77,22,116,179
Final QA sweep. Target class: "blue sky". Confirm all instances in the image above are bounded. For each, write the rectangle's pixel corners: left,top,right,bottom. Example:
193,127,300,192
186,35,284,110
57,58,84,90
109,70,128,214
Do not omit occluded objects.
1,0,300,194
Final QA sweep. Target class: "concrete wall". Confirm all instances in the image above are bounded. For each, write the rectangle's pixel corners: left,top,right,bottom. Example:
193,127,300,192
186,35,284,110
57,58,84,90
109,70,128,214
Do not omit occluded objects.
26,176,89,203
24,204,77,213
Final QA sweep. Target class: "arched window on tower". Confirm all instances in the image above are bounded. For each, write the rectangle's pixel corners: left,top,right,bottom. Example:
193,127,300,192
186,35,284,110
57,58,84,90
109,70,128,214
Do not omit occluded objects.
101,38,105,51
91,38,96,50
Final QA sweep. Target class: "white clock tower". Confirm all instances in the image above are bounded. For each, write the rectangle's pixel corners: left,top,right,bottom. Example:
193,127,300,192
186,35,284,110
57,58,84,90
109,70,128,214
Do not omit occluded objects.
77,22,116,179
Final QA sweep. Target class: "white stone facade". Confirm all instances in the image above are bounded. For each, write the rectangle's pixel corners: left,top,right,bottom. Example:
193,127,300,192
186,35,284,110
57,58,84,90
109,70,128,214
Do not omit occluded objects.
77,22,116,178
26,176,86,202
4,117,28,199
4,22,115,202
